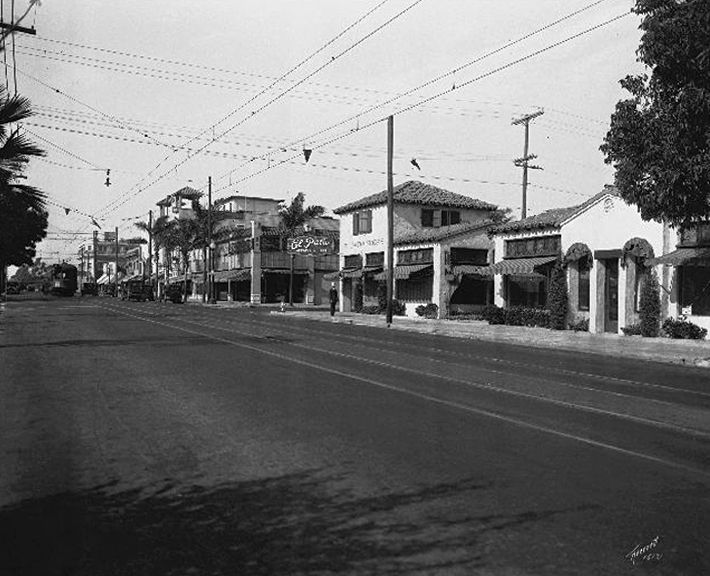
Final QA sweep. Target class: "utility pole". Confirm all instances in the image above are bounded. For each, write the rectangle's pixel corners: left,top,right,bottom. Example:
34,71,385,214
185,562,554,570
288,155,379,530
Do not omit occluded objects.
147,209,153,290
114,226,119,297
512,109,544,219
386,115,394,326
208,176,215,304
93,230,98,283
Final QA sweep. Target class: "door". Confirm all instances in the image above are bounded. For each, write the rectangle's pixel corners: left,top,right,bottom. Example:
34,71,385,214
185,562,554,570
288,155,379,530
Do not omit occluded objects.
604,258,619,333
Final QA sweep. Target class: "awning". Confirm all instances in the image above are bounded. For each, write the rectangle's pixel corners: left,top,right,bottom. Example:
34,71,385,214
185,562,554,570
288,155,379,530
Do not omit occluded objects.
488,256,558,275
263,268,309,275
96,274,110,285
394,264,433,280
649,247,710,266
323,271,340,281
341,268,362,279
213,268,251,282
451,264,491,276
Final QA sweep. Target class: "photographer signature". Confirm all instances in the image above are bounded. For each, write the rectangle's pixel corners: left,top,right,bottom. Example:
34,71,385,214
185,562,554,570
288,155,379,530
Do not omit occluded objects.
625,536,663,566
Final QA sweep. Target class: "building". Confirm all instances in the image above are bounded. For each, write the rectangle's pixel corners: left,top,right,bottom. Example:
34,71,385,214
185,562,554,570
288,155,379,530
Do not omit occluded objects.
186,195,339,304
489,185,667,333
650,221,710,331
332,180,500,317
77,231,143,287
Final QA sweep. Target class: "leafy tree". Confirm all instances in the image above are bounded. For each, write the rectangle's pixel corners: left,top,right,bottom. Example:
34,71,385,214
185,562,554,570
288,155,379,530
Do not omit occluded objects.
277,192,326,250
600,0,710,227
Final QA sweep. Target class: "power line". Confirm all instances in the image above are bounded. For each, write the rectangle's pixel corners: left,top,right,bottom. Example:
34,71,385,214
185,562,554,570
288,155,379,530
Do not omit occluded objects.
23,126,105,169
97,0,423,218
212,0,615,189
217,11,631,192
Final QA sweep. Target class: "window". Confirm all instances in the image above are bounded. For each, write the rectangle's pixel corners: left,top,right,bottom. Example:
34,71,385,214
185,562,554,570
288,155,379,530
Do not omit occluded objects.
450,248,488,265
506,275,547,307
680,266,710,316
421,209,460,227
505,235,561,258
578,260,590,311
366,252,384,267
352,210,372,235
396,276,433,302
397,248,433,265
344,254,363,269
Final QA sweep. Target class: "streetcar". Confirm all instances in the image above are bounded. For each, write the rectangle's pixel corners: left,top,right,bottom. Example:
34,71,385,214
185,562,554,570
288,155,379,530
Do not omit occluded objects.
50,263,78,296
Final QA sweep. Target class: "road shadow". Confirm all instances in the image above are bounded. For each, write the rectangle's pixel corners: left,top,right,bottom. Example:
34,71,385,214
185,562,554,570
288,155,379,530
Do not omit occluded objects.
0,471,586,576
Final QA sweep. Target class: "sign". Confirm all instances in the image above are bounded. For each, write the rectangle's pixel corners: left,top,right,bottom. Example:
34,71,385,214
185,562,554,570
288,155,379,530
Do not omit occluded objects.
287,235,333,256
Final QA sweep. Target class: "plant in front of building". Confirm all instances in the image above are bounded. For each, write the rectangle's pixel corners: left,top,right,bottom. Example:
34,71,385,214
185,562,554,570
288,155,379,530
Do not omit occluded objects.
547,261,568,330
415,303,439,319
639,268,661,337
480,304,505,324
568,317,589,332
662,318,708,340
621,323,643,336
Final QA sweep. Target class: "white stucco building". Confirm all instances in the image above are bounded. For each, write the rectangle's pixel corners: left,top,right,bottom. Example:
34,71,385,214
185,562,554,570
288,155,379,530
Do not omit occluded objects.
490,185,669,333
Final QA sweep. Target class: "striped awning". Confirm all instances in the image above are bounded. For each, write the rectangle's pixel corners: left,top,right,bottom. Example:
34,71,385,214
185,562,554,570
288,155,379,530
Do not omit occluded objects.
341,268,362,279
649,247,710,266
394,264,433,280
323,271,340,281
451,264,491,276
488,256,558,275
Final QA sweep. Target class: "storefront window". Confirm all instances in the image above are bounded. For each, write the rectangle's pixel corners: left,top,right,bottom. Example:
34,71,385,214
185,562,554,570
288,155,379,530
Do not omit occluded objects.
506,274,547,307
680,266,710,316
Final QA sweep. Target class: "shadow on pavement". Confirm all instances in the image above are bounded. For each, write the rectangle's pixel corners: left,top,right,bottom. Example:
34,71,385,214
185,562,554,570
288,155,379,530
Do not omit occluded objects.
0,471,589,576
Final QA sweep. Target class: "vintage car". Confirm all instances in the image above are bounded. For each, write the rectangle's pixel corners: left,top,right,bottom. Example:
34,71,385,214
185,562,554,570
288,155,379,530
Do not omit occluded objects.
122,279,152,302
81,282,98,296
163,284,184,304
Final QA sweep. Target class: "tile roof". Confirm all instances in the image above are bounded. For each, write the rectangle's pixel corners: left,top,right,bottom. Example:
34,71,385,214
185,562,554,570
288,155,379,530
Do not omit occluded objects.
395,220,493,246
333,180,498,214
491,185,619,234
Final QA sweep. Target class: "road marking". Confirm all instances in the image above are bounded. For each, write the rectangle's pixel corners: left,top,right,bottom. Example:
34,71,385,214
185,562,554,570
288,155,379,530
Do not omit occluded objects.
103,304,710,478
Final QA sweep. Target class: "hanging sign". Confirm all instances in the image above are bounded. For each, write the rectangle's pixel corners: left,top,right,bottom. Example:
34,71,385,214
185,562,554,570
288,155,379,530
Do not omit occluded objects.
287,235,333,256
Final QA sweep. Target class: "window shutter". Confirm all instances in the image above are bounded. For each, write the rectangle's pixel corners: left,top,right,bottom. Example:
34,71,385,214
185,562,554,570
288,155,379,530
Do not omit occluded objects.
433,210,442,228
353,212,359,235
421,209,433,227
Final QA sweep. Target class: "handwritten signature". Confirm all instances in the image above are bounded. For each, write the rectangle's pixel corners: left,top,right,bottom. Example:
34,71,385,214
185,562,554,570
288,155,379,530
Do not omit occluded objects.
625,536,663,566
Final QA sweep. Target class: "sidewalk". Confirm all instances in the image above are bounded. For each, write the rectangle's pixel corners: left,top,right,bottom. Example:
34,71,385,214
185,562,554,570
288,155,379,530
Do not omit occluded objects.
254,304,710,368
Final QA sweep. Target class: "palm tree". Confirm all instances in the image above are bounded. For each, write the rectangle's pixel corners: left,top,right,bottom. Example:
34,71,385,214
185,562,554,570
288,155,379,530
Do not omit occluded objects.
277,192,326,250
0,89,46,292
134,214,176,298
277,192,326,305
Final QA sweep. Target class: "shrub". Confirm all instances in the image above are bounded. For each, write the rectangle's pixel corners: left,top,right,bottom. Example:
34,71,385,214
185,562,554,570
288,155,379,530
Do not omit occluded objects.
548,261,568,330
621,323,643,336
569,317,589,332
480,304,505,324
415,303,439,319
361,305,380,315
375,281,387,313
391,299,406,316
638,268,661,337
662,317,708,340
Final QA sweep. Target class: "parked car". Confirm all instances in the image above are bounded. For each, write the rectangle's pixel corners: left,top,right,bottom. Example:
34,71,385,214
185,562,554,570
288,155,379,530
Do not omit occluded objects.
81,283,98,296
164,284,184,304
122,280,152,302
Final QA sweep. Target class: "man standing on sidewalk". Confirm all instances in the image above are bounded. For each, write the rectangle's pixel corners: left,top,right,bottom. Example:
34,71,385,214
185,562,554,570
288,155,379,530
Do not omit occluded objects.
329,282,338,317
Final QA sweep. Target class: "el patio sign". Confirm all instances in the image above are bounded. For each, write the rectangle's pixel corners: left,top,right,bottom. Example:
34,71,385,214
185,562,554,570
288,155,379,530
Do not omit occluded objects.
287,235,333,256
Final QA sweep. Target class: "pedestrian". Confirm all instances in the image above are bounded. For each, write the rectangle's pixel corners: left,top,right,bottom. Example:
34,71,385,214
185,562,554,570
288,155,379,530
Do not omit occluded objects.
329,282,338,317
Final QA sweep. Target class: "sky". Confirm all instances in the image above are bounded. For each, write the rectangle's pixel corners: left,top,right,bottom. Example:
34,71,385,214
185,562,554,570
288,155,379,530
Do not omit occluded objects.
8,0,646,265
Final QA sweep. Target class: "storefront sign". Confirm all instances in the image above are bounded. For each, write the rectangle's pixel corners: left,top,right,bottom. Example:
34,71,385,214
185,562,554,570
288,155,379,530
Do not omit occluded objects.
287,235,333,256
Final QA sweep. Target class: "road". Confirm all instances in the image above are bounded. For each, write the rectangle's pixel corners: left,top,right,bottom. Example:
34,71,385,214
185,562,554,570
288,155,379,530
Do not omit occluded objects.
1,297,709,575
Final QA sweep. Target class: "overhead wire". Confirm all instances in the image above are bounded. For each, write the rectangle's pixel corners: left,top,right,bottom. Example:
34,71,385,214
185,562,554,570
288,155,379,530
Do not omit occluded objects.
216,11,631,193
97,0,425,218
211,0,616,189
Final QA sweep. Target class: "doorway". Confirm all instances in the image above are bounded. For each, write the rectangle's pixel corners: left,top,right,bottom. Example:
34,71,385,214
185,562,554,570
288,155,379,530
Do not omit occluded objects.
604,258,619,333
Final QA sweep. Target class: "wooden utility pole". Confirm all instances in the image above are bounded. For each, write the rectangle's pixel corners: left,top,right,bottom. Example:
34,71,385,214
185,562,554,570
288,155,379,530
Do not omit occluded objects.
208,176,215,304
93,230,98,282
512,109,544,219
147,209,153,288
386,115,394,326
114,226,119,296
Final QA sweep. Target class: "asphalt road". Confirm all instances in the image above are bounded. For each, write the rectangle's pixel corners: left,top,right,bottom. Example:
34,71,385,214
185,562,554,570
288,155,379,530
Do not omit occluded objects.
1,297,709,576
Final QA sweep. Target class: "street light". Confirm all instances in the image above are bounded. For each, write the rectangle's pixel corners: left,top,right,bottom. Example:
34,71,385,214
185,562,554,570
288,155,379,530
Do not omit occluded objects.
209,241,216,304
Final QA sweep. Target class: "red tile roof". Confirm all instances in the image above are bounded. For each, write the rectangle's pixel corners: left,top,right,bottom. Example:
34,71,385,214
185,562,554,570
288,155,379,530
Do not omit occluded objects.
395,221,493,246
333,180,498,214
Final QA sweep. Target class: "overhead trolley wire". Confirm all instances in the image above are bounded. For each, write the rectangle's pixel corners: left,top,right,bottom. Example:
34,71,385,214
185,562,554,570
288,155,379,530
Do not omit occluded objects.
217,11,631,192
97,0,421,218
211,0,615,189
